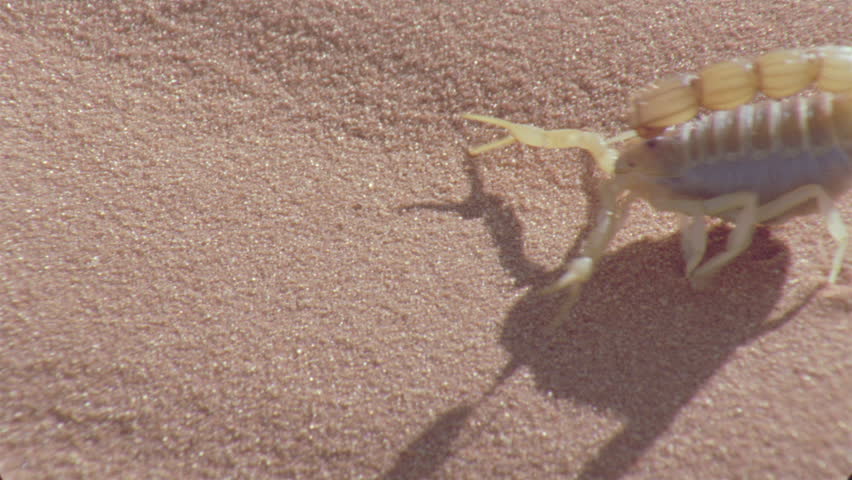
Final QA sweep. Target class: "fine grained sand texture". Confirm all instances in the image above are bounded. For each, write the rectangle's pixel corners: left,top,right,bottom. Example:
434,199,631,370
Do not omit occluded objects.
1,1,850,479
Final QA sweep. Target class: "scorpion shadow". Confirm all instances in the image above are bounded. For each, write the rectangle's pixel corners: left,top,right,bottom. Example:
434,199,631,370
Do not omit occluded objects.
386,155,807,480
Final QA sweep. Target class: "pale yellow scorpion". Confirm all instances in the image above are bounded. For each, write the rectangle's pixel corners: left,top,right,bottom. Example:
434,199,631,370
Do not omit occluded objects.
465,46,852,306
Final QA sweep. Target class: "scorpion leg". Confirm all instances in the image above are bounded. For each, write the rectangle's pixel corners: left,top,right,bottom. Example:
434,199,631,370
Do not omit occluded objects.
756,184,848,284
689,192,761,287
462,114,640,319
540,189,636,301
679,214,708,277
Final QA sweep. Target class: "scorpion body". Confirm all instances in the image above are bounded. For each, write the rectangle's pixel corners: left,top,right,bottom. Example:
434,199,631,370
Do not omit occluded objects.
622,93,852,209
464,46,852,307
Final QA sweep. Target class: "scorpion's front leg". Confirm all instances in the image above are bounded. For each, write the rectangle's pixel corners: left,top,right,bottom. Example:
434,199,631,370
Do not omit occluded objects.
651,194,757,287
541,185,635,308
689,191,761,287
463,114,635,315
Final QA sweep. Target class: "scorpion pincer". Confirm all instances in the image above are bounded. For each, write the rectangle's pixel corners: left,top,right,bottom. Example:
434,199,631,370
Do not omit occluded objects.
464,46,852,308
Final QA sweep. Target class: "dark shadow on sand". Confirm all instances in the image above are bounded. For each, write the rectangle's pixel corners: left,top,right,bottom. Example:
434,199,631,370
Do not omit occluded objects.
386,154,802,479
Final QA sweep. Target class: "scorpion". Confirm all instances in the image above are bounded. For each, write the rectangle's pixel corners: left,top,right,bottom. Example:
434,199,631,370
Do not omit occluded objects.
464,46,852,308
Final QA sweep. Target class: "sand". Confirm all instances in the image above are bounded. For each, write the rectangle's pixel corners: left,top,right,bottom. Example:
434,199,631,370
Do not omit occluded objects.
2,1,850,478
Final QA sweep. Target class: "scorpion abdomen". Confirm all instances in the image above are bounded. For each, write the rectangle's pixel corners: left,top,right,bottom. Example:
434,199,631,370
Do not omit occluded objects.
659,93,852,204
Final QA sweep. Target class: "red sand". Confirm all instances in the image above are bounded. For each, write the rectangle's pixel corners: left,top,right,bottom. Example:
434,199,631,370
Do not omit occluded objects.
2,1,850,478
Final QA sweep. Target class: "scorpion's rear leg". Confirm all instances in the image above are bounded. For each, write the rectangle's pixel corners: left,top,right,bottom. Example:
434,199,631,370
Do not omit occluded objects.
756,184,848,284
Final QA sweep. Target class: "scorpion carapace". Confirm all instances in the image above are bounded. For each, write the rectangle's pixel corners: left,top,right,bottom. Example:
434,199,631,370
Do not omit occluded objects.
464,46,852,309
